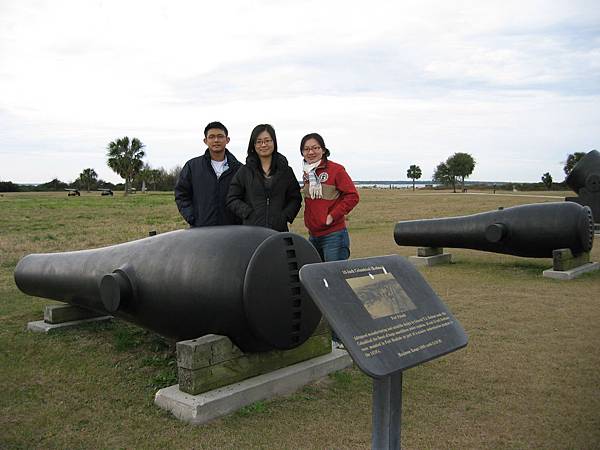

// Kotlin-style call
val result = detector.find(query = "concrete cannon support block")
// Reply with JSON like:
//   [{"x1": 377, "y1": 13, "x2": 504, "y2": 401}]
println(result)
[
  {"x1": 409, "y1": 247, "x2": 453, "y2": 267},
  {"x1": 177, "y1": 319, "x2": 332, "y2": 395},
  {"x1": 543, "y1": 262, "x2": 600, "y2": 280},
  {"x1": 27, "y1": 304, "x2": 112, "y2": 333},
  {"x1": 154, "y1": 345, "x2": 353, "y2": 425},
  {"x1": 543, "y1": 248, "x2": 600, "y2": 280}
]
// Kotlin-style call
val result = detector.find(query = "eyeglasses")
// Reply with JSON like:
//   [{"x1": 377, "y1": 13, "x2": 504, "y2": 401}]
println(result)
[
  {"x1": 207, "y1": 134, "x2": 226, "y2": 141},
  {"x1": 303, "y1": 145, "x2": 322, "y2": 153},
  {"x1": 256, "y1": 138, "x2": 273, "y2": 146}
]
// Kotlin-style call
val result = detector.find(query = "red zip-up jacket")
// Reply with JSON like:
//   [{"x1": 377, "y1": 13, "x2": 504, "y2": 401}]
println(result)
[{"x1": 302, "y1": 159, "x2": 359, "y2": 237}]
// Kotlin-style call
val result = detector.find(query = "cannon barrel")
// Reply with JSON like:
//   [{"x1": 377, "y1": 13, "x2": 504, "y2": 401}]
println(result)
[
  {"x1": 565, "y1": 150, "x2": 600, "y2": 194},
  {"x1": 15, "y1": 226, "x2": 321, "y2": 352},
  {"x1": 394, "y1": 202, "x2": 594, "y2": 258}
]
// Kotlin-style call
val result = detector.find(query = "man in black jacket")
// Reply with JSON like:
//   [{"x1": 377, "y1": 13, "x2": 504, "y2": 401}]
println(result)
[{"x1": 175, "y1": 122, "x2": 242, "y2": 226}]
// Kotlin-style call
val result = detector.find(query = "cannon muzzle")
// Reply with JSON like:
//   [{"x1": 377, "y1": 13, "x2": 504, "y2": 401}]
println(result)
[
  {"x1": 394, "y1": 202, "x2": 594, "y2": 258},
  {"x1": 15, "y1": 226, "x2": 321, "y2": 352}
]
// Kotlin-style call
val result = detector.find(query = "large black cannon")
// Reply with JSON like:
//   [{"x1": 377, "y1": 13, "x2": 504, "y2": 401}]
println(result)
[
  {"x1": 15, "y1": 226, "x2": 321, "y2": 352},
  {"x1": 566, "y1": 149, "x2": 600, "y2": 223},
  {"x1": 394, "y1": 202, "x2": 594, "y2": 258}
]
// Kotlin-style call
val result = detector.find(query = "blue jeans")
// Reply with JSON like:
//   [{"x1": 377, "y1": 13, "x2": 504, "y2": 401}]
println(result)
[
  {"x1": 309, "y1": 228, "x2": 350, "y2": 262},
  {"x1": 309, "y1": 229, "x2": 350, "y2": 343}
]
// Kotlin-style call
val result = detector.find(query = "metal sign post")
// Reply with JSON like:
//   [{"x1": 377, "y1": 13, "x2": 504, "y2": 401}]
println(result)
[
  {"x1": 372, "y1": 371, "x2": 402, "y2": 449},
  {"x1": 299, "y1": 255, "x2": 468, "y2": 450}
]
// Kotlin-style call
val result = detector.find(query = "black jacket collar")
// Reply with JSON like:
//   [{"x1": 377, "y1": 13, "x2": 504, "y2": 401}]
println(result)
[{"x1": 203, "y1": 148, "x2": 241, "y2": 168}]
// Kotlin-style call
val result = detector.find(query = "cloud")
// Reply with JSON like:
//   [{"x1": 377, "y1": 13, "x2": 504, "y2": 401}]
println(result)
[{"x1": 0, "y1": 0, "x2": 599, "y2": 184}]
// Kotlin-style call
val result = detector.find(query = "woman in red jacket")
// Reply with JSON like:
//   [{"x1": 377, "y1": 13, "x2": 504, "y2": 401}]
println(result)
[{"x1": 301, "y1": 133, "x2": 359, "y2": 262}]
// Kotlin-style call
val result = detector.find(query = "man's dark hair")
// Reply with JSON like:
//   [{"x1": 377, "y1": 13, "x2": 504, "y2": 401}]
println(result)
[
  {"x1": 300, "y1": 132, "x2": 330, "y2": 158},
  {"x1": 247, "y1": 124, "x2": 278, "y2": 156},
  {"x1": 204, "y1": 121, "x2": 228, "y2": 137}
]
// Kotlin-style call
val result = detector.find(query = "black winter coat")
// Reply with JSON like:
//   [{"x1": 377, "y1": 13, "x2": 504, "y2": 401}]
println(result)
[
  {"x1": 174, "y1": 149, "x2": 242, "y2": 227},
  {"x1": 226, "y1": 153, "x2": 302, "y2": 232}
]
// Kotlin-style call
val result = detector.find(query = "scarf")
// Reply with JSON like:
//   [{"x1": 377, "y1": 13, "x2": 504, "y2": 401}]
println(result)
[{"x1": 303, "y1": 159, "x2": 322, "y2": 199}]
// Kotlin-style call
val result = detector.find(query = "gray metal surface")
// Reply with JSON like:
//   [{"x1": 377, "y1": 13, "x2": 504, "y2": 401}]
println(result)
[
  {"x1": 15, "y1": 226, "x2": 321, "y2": 352},
  {"x1": 394, "y1": 202, "x2": 594, "y2": 258},
  {"x1": 372, "y1": 372, "x2": 403, "y2": 450}
]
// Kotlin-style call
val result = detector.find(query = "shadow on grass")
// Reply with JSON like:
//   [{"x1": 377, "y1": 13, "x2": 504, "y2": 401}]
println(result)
[{"x1": 448, "y1": 258, "x2": 549, "y2": 277}]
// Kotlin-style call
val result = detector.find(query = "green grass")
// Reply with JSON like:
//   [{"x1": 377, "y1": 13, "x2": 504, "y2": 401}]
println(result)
[{"x1": 0, "y1": 189, "x2": 599, "y2": 449}]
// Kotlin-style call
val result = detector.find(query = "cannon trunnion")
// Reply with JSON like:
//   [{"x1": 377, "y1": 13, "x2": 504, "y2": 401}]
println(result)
[
  {"x1": 15, "y1": 226, "x2": 322, "y2": 352},
  {"x1": 394, "y1": 202, "x2": 594, "y2": 258}
]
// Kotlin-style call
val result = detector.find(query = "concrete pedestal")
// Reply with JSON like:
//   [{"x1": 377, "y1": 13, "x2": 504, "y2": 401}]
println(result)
[
  {"x1": 177, "y1": 319, "x2": 332, "y2": 395},
  {"x1": 155, "y1": 345, "x2": 352, "y2": 424},
  {"x1": 409, "y1": 247, "x2": 452, "y2": 267},
  {"x1": 27, "y1": 304, "x2": 112, "y2": 333},
  {"x1": 542, "y1": 248, "x2": 600, "y2": 280},
  {"x1": 543, "y1": 262, "x2": 600, "y2": 280}
]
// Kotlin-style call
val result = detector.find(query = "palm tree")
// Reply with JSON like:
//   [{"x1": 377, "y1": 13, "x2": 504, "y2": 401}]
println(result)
[
  {"x1": 107, "y1": 137, "x2": 145, "y2": 195},
  {"x1": 79, "y1": 168, "x2": 98, "y2": 192},
  {"x1": 406, "y1": 165, "x2": 422, "y2": 191}
]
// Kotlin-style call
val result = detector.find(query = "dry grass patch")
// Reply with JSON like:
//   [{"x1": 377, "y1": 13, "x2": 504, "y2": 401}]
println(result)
[{"x1": 0, "y1": 190, "x2": 598, "y2": 449}]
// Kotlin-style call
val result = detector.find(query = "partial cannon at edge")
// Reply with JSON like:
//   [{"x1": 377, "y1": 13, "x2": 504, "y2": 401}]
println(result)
[
  {"x1": 14, "y1": 226, "x2": 321, "y2": 352},
  {"x1": 394, "y1": 202, "x2": 594, "y2": 258},
  {"x1": 565, "y1": 149, "x2": 600, "y2": 223},
  {"x1": 566, "y1": 150, "x2": 600, "y2": 195}
]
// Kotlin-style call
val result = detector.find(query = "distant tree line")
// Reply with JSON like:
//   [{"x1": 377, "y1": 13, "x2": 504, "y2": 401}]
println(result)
[
  {"x1": 425, "y1": 150, "x2": 592, "y2": 192},
  {"x1": 465, "y1": 181, "x2": 568, "y2": 192},
  {"x1": 7, "y1": 177, "x2": 117, "y2": 193},
  {"x1": 3, "y1": 142, "x2": 593, "y2": 194},
  {"x1": 3, "y1": 166, "x2": 181, "y2": 193},
  {"x1": 4, "y1": 135, "x2": 181, "y2": 193}
]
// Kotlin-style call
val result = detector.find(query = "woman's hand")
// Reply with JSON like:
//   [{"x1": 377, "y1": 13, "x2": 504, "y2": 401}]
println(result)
[{"x1": 325, "y1": 214, "x2": 333, "y2": 225}]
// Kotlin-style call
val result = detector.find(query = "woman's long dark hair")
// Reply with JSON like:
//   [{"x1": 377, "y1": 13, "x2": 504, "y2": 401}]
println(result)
[
  {"x1": 300, "y1": 133, "x2": 330, "y2": 159},
  {"x1": 247, "y1": 124, "x2": 279, "y2": 174},
  {"x1": 247, "y1": 124, "x2": 278, "y2": 156}
]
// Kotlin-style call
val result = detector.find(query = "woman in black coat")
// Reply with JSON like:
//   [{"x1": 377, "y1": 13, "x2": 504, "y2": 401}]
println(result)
[{"x1": 226, "y1": 124, "x2": 302, "y2": 232}]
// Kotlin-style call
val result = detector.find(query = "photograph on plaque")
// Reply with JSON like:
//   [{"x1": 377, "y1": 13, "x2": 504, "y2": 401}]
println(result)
[{"x1": 345, "y1": 272, "x2": 417, "y2": 319}]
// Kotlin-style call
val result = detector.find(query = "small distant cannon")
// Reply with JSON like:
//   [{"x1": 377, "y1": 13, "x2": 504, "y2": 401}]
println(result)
[
  {"x1": 566, "y1": 149, "x2": 600, "y2": 224},
  {"x1": 394, "y1": 202, "x2": 594, "y2": 258},
  {"x1": 65, "y1": 188, "x2": 80, "y2": 196},
  {"x1": 98, "y1": 188, "x2": 113, "y2": 196},
  {"x1": 15, "y1": 226, "x2": 321, "y2": 352}
]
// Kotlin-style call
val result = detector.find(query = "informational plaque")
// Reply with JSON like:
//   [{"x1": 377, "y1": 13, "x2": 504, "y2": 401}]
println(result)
[{"x1": 299, "y1": 255, "x2": 468, "y2": 378}]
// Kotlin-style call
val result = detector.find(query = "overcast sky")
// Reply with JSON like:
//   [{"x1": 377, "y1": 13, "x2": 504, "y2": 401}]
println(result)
[{"x1": 1, "y1": 0, "x2": 599, "y2": 184}]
